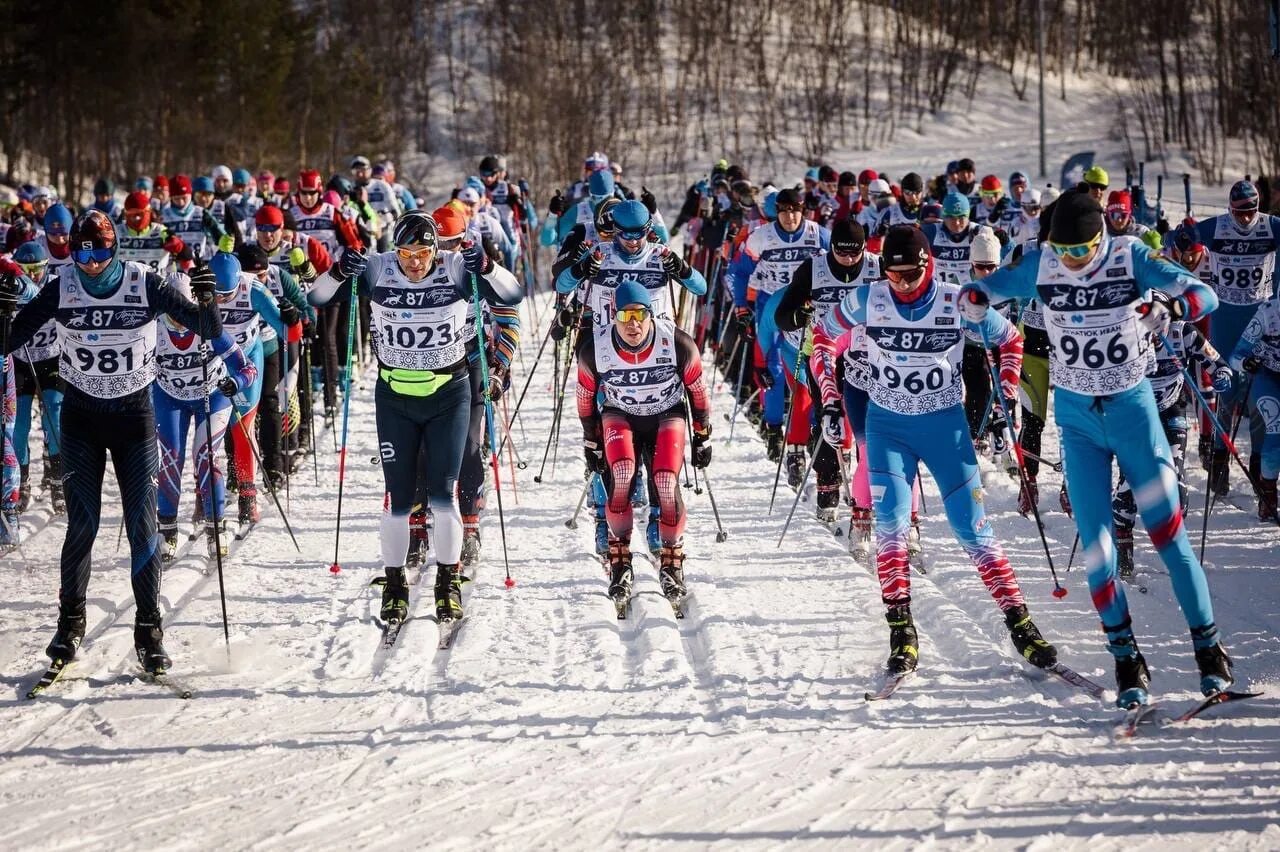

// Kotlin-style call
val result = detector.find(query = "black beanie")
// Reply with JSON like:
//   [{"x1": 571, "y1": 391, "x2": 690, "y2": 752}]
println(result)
[
  {"x1": 238, "y1": 244, "x2": 270, "y2": 272},
  {"x1": 881, "y1": 225, "x2": 930, "y2": 268},
  {"x1": 831, "y1": 219, "x2": 865, "y2": 252},
  {"x1": 901, "y1": 172, "x2": 924, "y2": 193},
  {"x1": 1049, "y1": 191, "x2": 1104, "y2": 245}
]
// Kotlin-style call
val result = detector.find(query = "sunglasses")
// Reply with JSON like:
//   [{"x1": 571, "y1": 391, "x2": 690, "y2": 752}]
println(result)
[
  {"x1": 73, "y1": 247, "x2": 114, "y2": 264},
  {"x1": 972, "y1": 262, "x2": 998, "y2": 272},
  {"x1": 980, "y1": 190, "x2": 1000, "y2": 199},
  {"x1": 479, "y1": 170, "x2": 497, "y2": 178},
  {"x1": 396, "y1": 246, "x2": 435, "y2": 261},
  {"x1": 777, "y1": 204, "x2": 804, "y2": 214},
  {"x1": 1086, "y1": 182, "x2": 1108, "y2": 192},
  {"x1": 618, "y1": 229, "x2": 648, "y2": 241},
  {"x1": 885, "y1": 266, "x2": 925, "y2": 283},
  {"x1": 20, "y1": 261, "x2": 48, "y2": 277},
  {"x1": 256, "y1": 223, "x2": 281, "y2": 233},
  {"x1": 1048, "y1": 232, "x2": 1102, "y2": 259},
  {"x1": 832, "y1": 246, "x2": 864, "y2": 258},
  {"x1": 1023, "y1": 205, "x2": 1042, "y2": 215},
  {"x1": 616, "y1": 306, "x2": 651, "y2": 323},
  {"x1": 299, "y1": 189, "x2": 320, "y2": 196}
]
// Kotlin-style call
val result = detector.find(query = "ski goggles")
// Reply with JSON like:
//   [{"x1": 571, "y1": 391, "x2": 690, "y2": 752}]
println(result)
[
  {"x1": 19, "y1": 260, "x2": 48, "y2": 279},
  {"x1": 255, "y1": 223, "x2": 281, "y2": 234},
  {"x1": 617, "y1": 228, "x2": 649, "y2": 242},
  {"x1": 396, "y1": 246, "x2": 435, "y2": 262},
  {"x1": 72, "y1": 246, "x2": 114, "y2": 264},
  {"x1": 1047, "y1": 232, "x2": 1102, "y2": 259},
  {"x1": 979, "y1": 190, "x2": 1001, "y2": 200},
  {"x1": 615, "y1": 306, "x2": 651, "y2": 324}
]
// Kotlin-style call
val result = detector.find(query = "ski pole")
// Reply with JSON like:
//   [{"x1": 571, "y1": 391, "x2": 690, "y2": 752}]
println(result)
[
  {"x1": 564, "y1": 476, "x2": 591, "y2": 529},
  {"x1": 777, "y1": 444, "x2": 818, "y2": 548},
  {"x1": 228, "y1": 403, "x2": 301, "y2": 553},
  {"x1": 698, "y1": 469, "x2": 729, "y2": 542},
  {"x1": 303, "y1": 341, "x2": 320, "y2": 486},
  {"x1": 471, "y1": 272, "x2": 514, "y2": 588},
  {"x1": 1066, "y1": 532, "x2": 1079, "y2": 572},
  {"x1": 534, "y1": 335, "x2": 575, "y2": 483},
  {"x1": 1183, "y1": 174, "x2": 1192, "y2": 219},
  {"x1": 196, "y1": 298, "x2": 232, "y2": 653},
  {"x1": 981, "y1": 323, "x2": 1067, "y2": 598},
  {"x1": 495, "y1": 321, "x2": 555, "y2": 458},
  {"x1": 329, "y1": 274, "x2": 359, "y2": 575}
]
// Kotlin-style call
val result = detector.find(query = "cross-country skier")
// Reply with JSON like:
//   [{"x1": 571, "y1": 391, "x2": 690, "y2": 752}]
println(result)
[
  {"x1": 0, "y1": 209, "x2": 231, "y2": 675},
  {"x1": 575, "y1": 279, "x2": 712, "y2": 612},
  {"x1": 822, "y1": 225, "x2": 1056, "y2": 678},
  {"x1": 1228, "y1": 293, "x2": 1280, "y2": 521},
  {"x1": 966, "y1": 190, "x2": 1233, "y2": 705},
  {"x1": 161, "y1": 175, "x2": 226, "y2": 264}
]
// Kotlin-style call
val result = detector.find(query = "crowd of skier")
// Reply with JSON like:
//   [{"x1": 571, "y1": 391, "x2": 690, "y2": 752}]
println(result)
[{"x1": 1, "y1": 147, "x2": 1276, "y2": 710}]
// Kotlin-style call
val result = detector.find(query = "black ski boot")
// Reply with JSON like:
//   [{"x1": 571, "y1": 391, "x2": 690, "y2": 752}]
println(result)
[
  {"x1": 46, "y1": 454, "x2": 65, "y2": 514},
  {"x1": 1003, "y1": 604, "x2": 1057, "y2": 668},
  {"x1": 814, "y1": 484, "x2": 839, "y2": 524},
  {"x1": 434, "y1": 563, "x2": 463, "y2": 623},
  {"x1": 1197, "y1": 433, "x2": 1213, "y2": 473},
  {"x1": 46, "y1": 603, "x2": 87, "y2": 663},
  {"x1": 1107, "y1": 630, "x2": 1151, "y2": 708},
  {"x1": 134, "y1": 618, "x2": 172, "y2": 674},
  {"x1": 885, "y1": 604, "x2": 919, "y2": 674},
  {"x1": 238, "y1": 486, "x2": 260, "y2": 529},
  {"x1": 1210, "y1": 448, "x2": 1230, "y2": 497},
  {"x1": 17, "y1": 464, "x2": 30, "y2": 513},
  {"x1": 380, "y1": 566, "x2": 409, "y2": 624},
  {"x1": 764, "y1": 425, "x2": 784, "y2": 463},
  {"x1": 1115, "y1": 524, "x2": 1135, "y2": 580},
  {"x1": 785, "y1": 446, "x2": 806, "y2": 490},
  {"x1": 159, "y1": 515, "x2": 180, "y2": 563},
  {"x1": 1192, "y1": 624, "x2": 1234, "y2": 696},
  {"x1": 1258, "y1": 478, "x2": 1278, "y2": 523},
  {"x1": 607, "y1": 540, "x2": 634, "y2": 614},
  {"x1": 658, "y1": 544, "x2": 686, "y2": 601}
]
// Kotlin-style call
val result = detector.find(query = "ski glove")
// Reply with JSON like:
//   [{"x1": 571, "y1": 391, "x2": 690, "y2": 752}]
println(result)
[
  {"x1": 1242, "y1": 355, "x2": 1262, "y2": 374},
  {"x1": 690, "y1": 424, "x2": 712, "y2": 469},
  {"x1": 790, "y1": 302, "x2": 815, "y2": 330},
  {"x1": 571, "y1": 247, "x2": 603, "y2": 280},
  {"x1": 1210, "y1": 365, "x2": 1235, "y2": 392},
  {"x1": 463, "y1": 241, "x2": 491, "y2": 276},
  {"x1": 548, "y1": 190, "x2": 565, "y2": 217},
  {"x1": 754, "y1": 363, "x2": 775, "y2": 390},
  {"x1": 1136, "y1": 290, "x2": 1183, "y2": 337},
  {"x1": 660, "y1": 247, "x2": 689, "y2": 279},
  {"x1": 338, "y1": 247, "x2": 368, "y2": 280},
  {"x1": 279, "y1": 302, "x2": 301, "y2": 327},
  {"x1": 640, "y1": 186, "x2": 658, "y2": 216},
  {"x1": 217, "y1": 377, "x2": 240, "y2": 399},
  {"x1": 486, "y1": 362, "x2": 507, "y2": 401},
  {"x1": 820, "y1": 401, "x2": 844, "y2": 447},
  {"x1": 959, "y1": 287, "x2": 989, "y2": 323},
  {"x1": 734, "y1": 305, "x2": 754, "y2": 334},
  {"x1": 584, "y1": 441, "x2": 606, "y2": 474},
  {"x1": 189, "y1": 265, "x2": 217, "y2": 305},
  {"x1": 289, "y1": 247, "x2": 318, "y2": 284}
]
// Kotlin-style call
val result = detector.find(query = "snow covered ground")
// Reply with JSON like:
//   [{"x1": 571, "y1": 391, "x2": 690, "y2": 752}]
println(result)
[{"x1": 1, "y1": 287, "x2": 1277, "y2": 850}]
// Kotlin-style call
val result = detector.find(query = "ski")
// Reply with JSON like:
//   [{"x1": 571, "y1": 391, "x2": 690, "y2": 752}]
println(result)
[
  {"x1": 1045, "y1": 662, "x2": 1109, "y2": 701},
  {"x1": 379, "y1": 618, "x2": 408, "y2": 650},
  {"x1": 436, "y1": 617, "x2": 465, "y2": 650},
  {"x1": 26, "y1": 659, "x2": 71, "y2": 699},
  {"x1": 1167, "y1": 690, "x2": 1263, "y2": 725},
  {"x1": 864, "y1": 670, "x2": 915, "y2": 701},
  {"x1": 141, "y1": 671, "x2": 194, "y2": 699},
  {"x1": 1114, "y1": 702, "x2": 1160, "y2": 738}
]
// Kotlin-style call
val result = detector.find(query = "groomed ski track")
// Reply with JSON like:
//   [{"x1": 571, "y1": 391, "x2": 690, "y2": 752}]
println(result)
[{"x1": 1, "y1": 291, "x2": 1277, "y2": 850}]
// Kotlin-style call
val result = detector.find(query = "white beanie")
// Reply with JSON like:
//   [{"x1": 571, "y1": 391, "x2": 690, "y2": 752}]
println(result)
[
  {"x1": 1023, "y1": 188, "x2": 1042, "y2": 206},
  {"x1": 971, "y1": 226, "x2": 1001, "y2": 265}
]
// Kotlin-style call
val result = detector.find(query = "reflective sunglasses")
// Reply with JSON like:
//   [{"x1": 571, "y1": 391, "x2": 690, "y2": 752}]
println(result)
[
  {"x1": 884, "y1": 266, "x2": 925, "y2": 283},
  {"x1": 615, "y1": 306, "x2": 651, "y2": 323},
  {"x1": 396, "y1": 246, "x2": 435, "y2": 261},
  {"x1": 972, "y1": 261, "x2": 998, "y2": 272},
  {"x1": 256, "y1": 223, "x2": 281, "y2": 234},
  {"x1": 73, "y1": 246, "x2": 114, "y2": 264},
  {"x1": 1048, "y1": 232, "x2": 1102, "y2": 259},
  {"x1": 1086, "y1": 182, "x2": 1108, "y2": 192},
  {"x1": 19, "y1": 260, "x2": 48, "y2": 278},
  {"x1": 980, "y1": 190, "x2": 1001, "y2": 199}
]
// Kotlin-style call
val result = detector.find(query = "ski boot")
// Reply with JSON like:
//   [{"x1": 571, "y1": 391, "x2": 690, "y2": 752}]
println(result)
[
  {"x1": 380, "y1": 566, "x2": 409, "y2": 624},
  {"x1": 1191, "y1": 625, "x2": 1234, "y2": 696},
  {"x1": 1197, "y1": 433, "x2": 1213, "y2": 473},
  {"x1": 1017, "y1": 477, "x2": 1038, "y2": 517},
  {"x1": 593, "y1": 504, "x2": 610, "y2": 561},
  {"x1": 238, "y1": 486, "x2": 260, "y2": 531},
  {"x1": 785, "y1": 445, "x2": 806, "y2": 490},
  {"x1": 134, "y1": 618, "x2": 173, "y2": 675},
  {"x1": 46, "y1": 455, "x2": 65, "y2": 514},
  {"x1": 46, "y1": 602, "x2": 87, "y2": 663},
  {"x1": 0, "y1": 508, "x2": 19, "y2": 548},
  {"x1": 158, "y1": 515, "x2": 180, "y2": 563},
  {"x1": 659, "y1": 543, "x2": 687, "y2": 611},
  {"x1": 206, "y1": 519, "x2": 230, "y2": 560},
  {"x1": 407, "y1": 507, "x2": 430, "y2": 569},
  {"x1": 814, "y1": 485, "x2": 839, "y2": 524},
  {"x1": 17, "y1": 464, "x2": 31, "y2": 513},
  {"x1": 849, "y1": 506, "x2": 873, "y2": 559},
  {"x1": 434, "y1": 563, "x2": 464, "y2": 623},
  {"x1": 1115, "y1": 524, "x2": 1135, "y2": 581},
  {"x1": 1107, "y1": 630, "x2": 1151, "y2": 707},
  {"x1": 1003, "y1": 604, "x2": 1057, "y2": 668},
  {"x1": 1258, "y1": 477, "x2": 1278, "y2": 523},
  {"x1": 645, "y1": 506, "x2": 662, "y2": 557},
  {"x1": 885, "y1": 604, "x2": 919, "y2": 674},
  {"x1": 460, "y1": 513, "x2": 481, "y2": 569},
  {"x1": 607, "y1": 540, "x2": 634, "y2": 617},
  {"x1": 1210, "y1": 448, "x2": 1230, "y2": 497},
  {"x1": 764, "y1": 425, "x2": 784, "y2": 463},
  {"x1": 630, "y1": 468, "x2": 647, "y2": 508},
  {"x1": 906, "y1": 512, "x2": 923, "y2": 567},
  {"x1": 1059, "y1": 483, "x2": 1073, "y2": 517},
  {"x1": 266, "y1": 469, "x2": 286, "y2": 493},
  {"x1": 973, "y1": 436, "x2": 989, "y2": 457}
]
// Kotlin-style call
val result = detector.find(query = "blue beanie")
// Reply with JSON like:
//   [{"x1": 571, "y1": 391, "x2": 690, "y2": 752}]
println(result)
[
  {"x1": 613, "y1": 279, "x2": 652, "y2": 312},
  {"x1": 193, "y1": 176, "x2": 215, "y2": 193},
  {"x1": 210, "y1": 252, "x2": 242, "y2": 294},
  {"x1": 942, "y1": 191, "x2": 970, "y2": 218},
  {"x1": 763, "y1": 190, "x2": 779, "y2": 220},
  {"x1": 14, "y1": 240, "x2": 48, "y2": 264},
  {"x1": 805, "y1": 166, "x2": 820, "y2": 182},
  {"x1": 589, "y1": 169, "x2": 615, "y2": 198}
]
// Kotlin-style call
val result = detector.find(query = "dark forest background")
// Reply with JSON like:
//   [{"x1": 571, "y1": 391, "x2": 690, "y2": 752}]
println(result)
[{"x1": 0, "y1": 0, "x2": 1274, "y2": 201}]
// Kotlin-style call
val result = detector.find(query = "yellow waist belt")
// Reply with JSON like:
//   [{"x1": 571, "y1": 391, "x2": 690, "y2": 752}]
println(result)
[{"x1": 379, "y1": 366, "x2": 456, "y2": 397}]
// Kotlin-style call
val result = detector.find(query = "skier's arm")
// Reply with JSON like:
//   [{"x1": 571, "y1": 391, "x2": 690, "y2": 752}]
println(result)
[
  {"x1": 819, "y1": 283, "x2": 870, "y2": 337},
  {"x1": 968, "y1": 309, "x2": 1024, "y2": 400},
  {"x1": 1131, "y1": 243, "x2": 1218, "y2": 320},
  {"x1": 575, "y1": 334, "x2": 602, "y2": 443},
  {"x1": 450, "y1": 251, "x2": 523, "y2": 306},
  {"x1": 486, "y1": 303, "x2": 521, "y2": 370},
  {"x1": 149, "y1": 274, "x2": 224, "y2": 339},
  {"x1": 676, "y1": 329, "x2": 711, "y2": 430},
  {"x1": 308, "y1": 260, "x2": 375, "y2": 306},
  {"x1": 775, "y1": 258, "x2": 815, "y2": 332},
  {"x1": 669, "y1": 249, "x2": 707, "y2": 296},
  {"x1": 551, "y1": 225, "x2": 589, "y2": 280},
  {"x1": 1229, "y1": 308, "x2": 1269, "y2": 371},
  {"x1": 202, "y1": 208, "x2": 228, "y2": 242},
  {"x1": 278, "y1": 268, "x2": 317, "y2": 324},
  {"x1": 1180, "y1": 322, "x2": 1227, "y2": 372},
  {"x1": 966, "y1": 248, "x2": 1041, "y2": 304},
  {"x1": 3, "y1": 274, "x2": 54, "y2": 352},
  {"x1": 307, "y1": 237, "x2": 333, "y2": 275},
  {"x1": 729, "y1": 242, "x2": 759, "y2": 309},
  {"x1": 215, "y1": 336, "x2": 259, "y2": 393}
]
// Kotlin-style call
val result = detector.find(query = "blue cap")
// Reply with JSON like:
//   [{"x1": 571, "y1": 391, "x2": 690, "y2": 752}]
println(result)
[
  {"x1": 588, "y1": 169, "x2": 615, "y2": 198},
  {"x1": 613, "y1": 279, "x2": 652, "y2": 313},
  {"x1": 465, "y1": 176, "x2": 487, "y2": 197},
  {"x1": 43, "y1": 203, "x2": 73, "y2": 236},
  {"x1": 193, "y1": 176, "x2": 215, "y2": 193},
  {"x1": 805, "y1": 167, "x2": 820, "y2": 182},
  {"x1": 942, "y1": 191, "x2": 970, "y2": 218},
  {"x1": 763, "y1": 190, "x2": 778, "y2": 220},
  {"x1": 134, "y1": 176, "x2": 153, "y2": 192},
  {"x1": 945, "y1": 160, "x2": 960, "y2": 176},
  {"x1": 232, "y1": 168, "x2": 253, "y2": 186},
  {"x1": 14, "y1": 240, "x2": 48, "y2": 264},
  {"x1": 210, "y1": 252, "x2": 241, "y2": 294},
  {"x1": 611, "y1": 199, "x2": 650, "y2": 235}
]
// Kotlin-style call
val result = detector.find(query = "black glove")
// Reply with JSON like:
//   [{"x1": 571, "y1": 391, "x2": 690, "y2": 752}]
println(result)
[
  {"x1": 1242, "y1": 355, "x2": 1262, "y2": 374},
  {"x1": 302, "y1": 318, "x2": 317, "y2": 342},
  {"x1": 640, "y1": 186, "x2": 658, "y2": 215},
  {"x1": 584, "y1": 442, "x2": 606, "y2": 474},
  {"x1": 755, "y1": 363, "x2": 775, "y2": 390},
  {"x1": 217, "y1": 377, "x2": 239, "y2": 399},
  {"x1": 486, "y1": 362, "x2": 508, "y2": 400},
  {"x1": 990, "y1": 197, "x2": 1009, "y2": 224},
  {"x1": 790, "y1": 303, "x2": 814, "y2": 329},
  {"x1": 338, "y1": 247, "x2": 368, "y2": 279},
  {"x1": 660, "y1": 249, "x2": 687, "y2": 278},
  {"x1": 690, "y1": 424, "x2": 712, "y2": 469},
  {"x1": 548, "y1": 190, "x2": 565, "y2": 217},
  {"x1": 462, "y1": 241, "x2": 490, "y2": 275},
  {"x1": 572, "y1": 248, "x2": 603, "y2": 279},
  {"x1": 279, "y1": 302, "x2": 301, "y2": 327},
  {"x1": 734, "y1": 306, "x2": 754, "y2": 333},
  {"x1": 993, "y1": 227, "x2": 1010, "y2": 247},
  {"x1": 189, "y1": 264, "x2": 217, "y2": 305}
]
